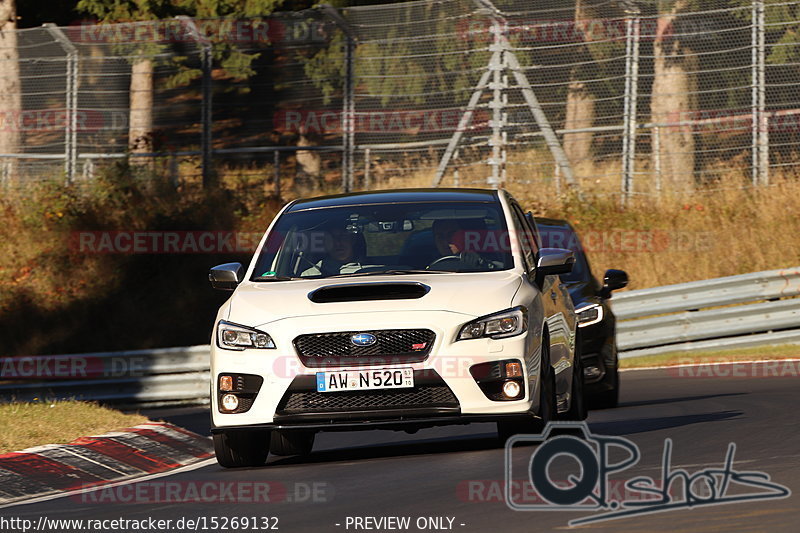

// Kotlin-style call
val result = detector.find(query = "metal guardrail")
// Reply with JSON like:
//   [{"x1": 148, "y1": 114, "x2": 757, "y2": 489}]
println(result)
[
  {"x1": 613, "y1": 266, "x2": 800, "y2": 359},
  {"x1": 0, "y1": 346, "x2": 210, "y2": 408},
  {"x1": 611, "y1": 267, "x2": 800, "y2": 320},
  {"x1": 1, "y1": 267, "x2": 799, "y2": 406}
]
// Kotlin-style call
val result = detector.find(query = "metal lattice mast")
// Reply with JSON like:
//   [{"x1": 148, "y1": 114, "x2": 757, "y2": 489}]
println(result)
[{"x1": 433, "y1": 0, "x2": 578, "y2": 192}]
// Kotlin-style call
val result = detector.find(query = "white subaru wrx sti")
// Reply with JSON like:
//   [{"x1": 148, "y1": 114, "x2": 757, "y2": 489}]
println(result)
[{"x1": 208, "y1": 188, "x2": 584, "y2": 467}]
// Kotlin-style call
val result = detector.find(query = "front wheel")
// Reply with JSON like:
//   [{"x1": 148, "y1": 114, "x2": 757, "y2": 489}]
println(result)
[
  {"x1": 213, "y1": 430, "x2": 270, "y2": 468},
  {"x1": 593, "y1": 364, "x2": 620, "y2": 409},
  {"x1": 561, "y1": 351, "x2": 587, "y2": 421}
]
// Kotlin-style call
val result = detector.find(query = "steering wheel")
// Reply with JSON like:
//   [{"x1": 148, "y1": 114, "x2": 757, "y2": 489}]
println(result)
[{"x1": 427, "y1": 254, "x2": 466, "y2": 270}]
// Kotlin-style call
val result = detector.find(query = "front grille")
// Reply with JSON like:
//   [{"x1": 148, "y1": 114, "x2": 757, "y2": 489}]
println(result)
[
  {"x1": 278, "y1": 385, "x2": 458, "y2": 414},
  {"x1": 294, "y1": 329, "x2": 435, "y2": 367}
]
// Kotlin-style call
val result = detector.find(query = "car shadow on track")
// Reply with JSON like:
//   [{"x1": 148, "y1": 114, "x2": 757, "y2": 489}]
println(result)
[
  {"x1": 616, "y1": 392, "x2": 746, "y2": 409},
  {"x1": 266, "y1": 431, "x2": 501, "y2": 467},
  {"x1": 265, "y1": 410, "x2": 743, "y2": 467},
  {"x1": 589, "y1": 410, "x2": 743, "y2": 436}
]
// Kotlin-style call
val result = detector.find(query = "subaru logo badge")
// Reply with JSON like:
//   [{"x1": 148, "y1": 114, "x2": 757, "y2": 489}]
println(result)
[{"x1": 351, "y1": 333, "x2": 377, "y2": 347}]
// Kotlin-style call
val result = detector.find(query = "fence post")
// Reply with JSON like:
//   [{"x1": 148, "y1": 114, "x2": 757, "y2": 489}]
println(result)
[
  {"x1": 177, "y1": 17, "x2": 213, "y2": 189},
  {"x1": 620, "y1": 8, "x2": 640, "y2": 205},
  {"x1": 343, "y1": 34, "x2": 355, "y2": 193},
  {"x1": 363, "y1": 147, "x2": 371, "y2": 190},
  {"x1": 554, "y1": 161, "x2": 561, "y2": 196},
  {"x1": 653, "y1": 126, "x2": 662, "y2": 196},
  {"x1": 751, "y1": 0, "x2": 758, "y2": 187},
  {"x1": 43, "y1": 24, "x2": 78, "y2": 184},
  {"x1": 274, "y1": 150, "x2": 281, "y2": 198},
  {"x1": 756, "y1": 0, "x2": 769, "y2": 186},
  {"x1": 320, "y1": 5, "x2": 357, "y2": 193},
  {"x1": 488, "y1": 19, "x2": 506, "y2": 189},
  {"x1": 453, "y1": 148, "x2": 460, "y2": 187}
]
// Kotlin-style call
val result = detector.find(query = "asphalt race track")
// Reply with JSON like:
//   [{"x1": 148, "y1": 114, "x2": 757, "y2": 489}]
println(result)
[{"x1": 4, "y1": 362, "x2": 800, "y2": 532}]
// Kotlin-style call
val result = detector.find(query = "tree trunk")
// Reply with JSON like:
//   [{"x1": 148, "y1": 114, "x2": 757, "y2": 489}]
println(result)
[
  {"x1": 651, "y1": 1, "x2": 697, "y2": 193},
  {"x1": 128, "y1": 56, "x2": 153, "y2": 154},
  {"x1": 294, "y1": 126, "x2": 321, "y2": 195},
  {"x1": 564, "y1": 79, "x2": 596, "y2": 167},
  {"x1": 0, "y1": 0, "x2": 21, "y2": 184},
  {"x1": 563, "y1": 0, "x2": 596, "y2": 169}
]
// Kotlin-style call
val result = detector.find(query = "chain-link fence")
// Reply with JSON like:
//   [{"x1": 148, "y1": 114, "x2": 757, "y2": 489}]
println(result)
[{"x1": 1, "y1": 0, "x2": 799, "y2": 199}]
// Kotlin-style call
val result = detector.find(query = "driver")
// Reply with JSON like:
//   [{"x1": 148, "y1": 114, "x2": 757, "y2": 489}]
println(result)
[
  {"x1": 302, "y1": 226, "x2": 366, "y2": 276},
  {"x1": 430, "y1": 219, "x2": 485, "y2": 269}
]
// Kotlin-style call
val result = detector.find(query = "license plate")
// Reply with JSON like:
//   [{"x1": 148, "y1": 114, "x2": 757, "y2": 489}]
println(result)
[{"x1": 316, "y1": 368, "x2": 414, "y2": 392}]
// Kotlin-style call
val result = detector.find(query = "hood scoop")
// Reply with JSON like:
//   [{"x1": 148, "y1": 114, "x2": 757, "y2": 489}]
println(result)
[{"x1": 309, "y1": 282, "x2": 430, "y2": 303}]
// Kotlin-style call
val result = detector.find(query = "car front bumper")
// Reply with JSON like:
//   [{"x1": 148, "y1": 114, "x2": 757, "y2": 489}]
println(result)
[{"x1": 210, "y1": 311, "x2": 544, "y2": 429}]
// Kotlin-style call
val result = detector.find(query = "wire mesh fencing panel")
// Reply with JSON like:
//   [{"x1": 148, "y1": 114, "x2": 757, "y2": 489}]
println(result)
[
  {"x1": 2, "y1": 1, "x2": 800, "y2": 198},
  {"x1": 340, "y1": 0, "x2": 800, "y2": 198},
  {"x1": 1, "y1": 27, "x2": 70, "y2": 185}
]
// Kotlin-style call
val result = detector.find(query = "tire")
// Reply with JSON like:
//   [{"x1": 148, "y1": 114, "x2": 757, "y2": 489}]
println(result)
[
  {"x1": 497, "y1": 340, "x2": 556, "y2": 443},
  {"x1": 561, "y1": 349, "x2": 587, "y2": 421},
  {"x1": 213, "y1": 430, "x2": 270, "y2": 468},
  {"x1": 593, "y1": 364, "x2": 620, "y2": 409},
  {"x1": 270, "y1": 430, "x2": 316, "y2": 456}
]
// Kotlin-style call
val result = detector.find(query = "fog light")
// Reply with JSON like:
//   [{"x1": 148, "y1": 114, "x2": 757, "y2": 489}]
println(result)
[
  {"x1": 502, "y1": 380, "x2": 521, "y2": 399},
  {"x1": 221, "y1": 393, "x2": 239, "y2": 411},
  {"x1": 505, "y1": 362, "x2": 522, "y2": 377},
  {"x1": 219, "y1": 375, "x2": 233, "y2": 392}
]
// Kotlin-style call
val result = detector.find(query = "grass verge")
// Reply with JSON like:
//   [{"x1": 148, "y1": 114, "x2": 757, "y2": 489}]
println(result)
[
  {"x1": 620, "y1": 343, "x2": 800, "y2": 369},
  {"x1": 0, "y1": 400, "x2": 149, "y2": 454}
]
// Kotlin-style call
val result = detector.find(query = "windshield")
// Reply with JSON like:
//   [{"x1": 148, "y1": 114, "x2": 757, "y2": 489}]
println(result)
[{"x1": 250, "y1": 202, "x2": 514, "y2": 280}]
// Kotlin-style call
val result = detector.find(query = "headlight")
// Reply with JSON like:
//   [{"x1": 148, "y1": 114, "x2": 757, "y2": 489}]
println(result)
[
  {"x1": 576, "y1": 303, "x2": 604, "y2": 327},
  {"x1": 458, "y1": 307, "x2": 528, "y2": 340},
  {"x1": 216, "y1": 320, "x2": 276, "y2": 350}
]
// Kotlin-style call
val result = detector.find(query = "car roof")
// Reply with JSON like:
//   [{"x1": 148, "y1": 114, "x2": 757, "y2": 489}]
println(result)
[
  {"x1": 534, "y1": 216, "x2": 574, "y2": 230},
  {"x1": 286, "y1": 188, "x2": 500, "y2": 212}
]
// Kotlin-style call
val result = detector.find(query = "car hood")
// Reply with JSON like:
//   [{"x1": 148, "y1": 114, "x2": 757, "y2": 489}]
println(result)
[
  {"x1": 226, "y1": 271, "x2": 523, "y2": 328},
  {"x1": 563, "y1": 280, "x2": 598, "y2": 307}
]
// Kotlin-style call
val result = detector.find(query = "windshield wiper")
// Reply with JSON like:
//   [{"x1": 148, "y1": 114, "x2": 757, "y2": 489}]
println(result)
[
  {"x1": 252, "y1": 275, "x2": 297, "y2": 282},
  {"x1": 328, "y1": 269, "x2": 451, "y2": 278}
]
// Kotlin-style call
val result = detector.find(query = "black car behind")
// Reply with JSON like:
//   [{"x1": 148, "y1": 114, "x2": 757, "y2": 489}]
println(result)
[{"x1": 533, "y1": 217, "x2": 628, "y2": 409}]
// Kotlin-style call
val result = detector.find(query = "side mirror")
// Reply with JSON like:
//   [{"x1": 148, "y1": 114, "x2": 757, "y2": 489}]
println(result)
[
  {"x1": 600, "y1": 269, "x2": 628, "y2": 298},
  {"x1": 209, "y1": 262, "x2": 244, "y2": 291},
  {"x1": 536, "y1": 248, "x2": 575, "y2": 283}
]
